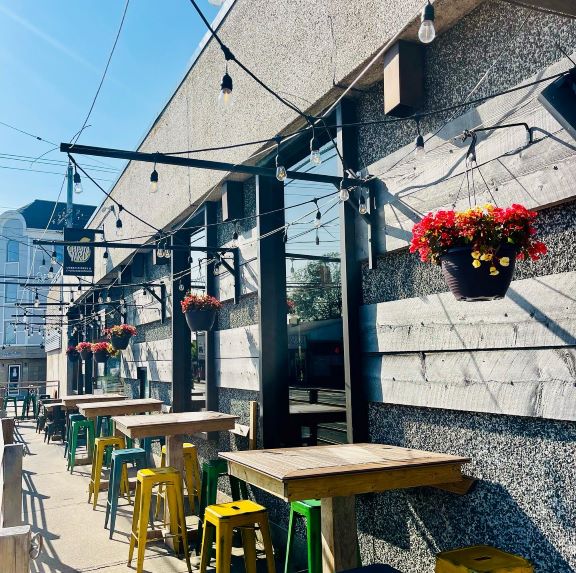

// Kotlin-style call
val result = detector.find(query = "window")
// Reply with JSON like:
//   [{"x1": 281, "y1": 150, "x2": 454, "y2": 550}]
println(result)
[
  {"x1": 6, "y1": 240, "x2": 19, "y2": 262},
  {"x1": 3, "y1": 322, "x2": 15, "y2": 345},
  {"x1": 4, "y1": 283, "x2": 17, "y2": 302}
]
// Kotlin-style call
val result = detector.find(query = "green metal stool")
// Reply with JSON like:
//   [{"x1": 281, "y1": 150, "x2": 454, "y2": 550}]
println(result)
[
  {"x1": 67, "y1": 419, "x2": 96, "y2": 473},
  {"x1": 64, "y1": 414, "x2": 86, "y2": 459},
  {"x1": 285, "y1": 500, "x2": 322, "y2": 573},
  {"x1": 3, "y1": 396, "x2": 19, "y2": 417}
]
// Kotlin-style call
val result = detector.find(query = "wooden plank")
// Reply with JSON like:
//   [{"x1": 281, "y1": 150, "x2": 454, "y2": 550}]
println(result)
[
  {"x1": 361, "y1": 271, "x2": 576, "y2": 353},
  {"x1": 365, "y1": 348, "x2": 576, "y2": 420},
  {"x1": 0, "y1": 444, "x2": 23, "y2": 527},
  {"x1": 249, "y1": 401, "x2": 258, "y2": 450},
  {"x1": 0, "y1": 525, "x2": 30, "y2": 573},
  {"x1": 112, "y1": 411, "x2": 237, "y2": 439},
  {"x1": 321, "y1": 496, "x2": 357, "y2": 573},
  {"x1": 0, "y1": 419, "x2": 14, "y2": 446},
  {"x1": 78, "y1": 398, "x2": 163, "y2": 419},
  {"x1": 60, "y1": 394, "x2": 125, "y2": 409}
]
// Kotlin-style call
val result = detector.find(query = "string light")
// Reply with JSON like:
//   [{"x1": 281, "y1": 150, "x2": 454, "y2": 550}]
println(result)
[
  {"x1": 314, "y1": 199, "x2": 322, "y2": 228},
  {"x1": 149, "y1": 162, "x2": 159, "y2": 193},
  {"x1": 219, "y1": 64, "x2": 234, "y2": 108},
  {"x1": 275, "y1": 138, "x2": 287, "y2": 182},
  {"x1": 231, "y1": 221, "x2": 239, "y2": 248},
  {"x1": 358, "y1": 192, "x2": 368, "y2": 215},
  {"x1": 419, "y1": 1, "x2": 436, "y2": 44},
  {"x1": 97, "y1": 294, "x2": 103, "y2": 304},
  {"x1": 47, "y1": 266, "x2": 54, "y2": 279},
  {"x1": 34, "y1": 291, "x2": 39, "y2": 308},
  {"x1": 103, "y1": 248, "x2": 109, "y2": 260},
  {"x1": 106, "y1": 291, "x2": 111, "y2": 303},
  {"x1": 415, "y1": 119, "x2": 425, "y2": 159},
  {"x1": 115, "y1": 205, "x2": 123, "y2": 237},
  {"x1": 73, "y1": 165, "x2": 83, "y2": 194},
  {"x1": 309, "y1": 126, "x2": 321, "y2": 165},
  {"x1": 338, "y1": 181, "x2": 350, "y2": 202},
  {"x1": 315, "y1": 229, "x2": 320, "y2": 245}
]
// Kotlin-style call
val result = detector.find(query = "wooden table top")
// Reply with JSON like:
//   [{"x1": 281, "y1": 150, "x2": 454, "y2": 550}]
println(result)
[
  {"x1": 60, "y1": 394, "x2": 125, "y2": 408},
  {"x1": 43, "y1": 402, "x2": 63, "y2": 411},
  {"x1": 289, "y1": 404, "x2": 347, "y2": 424},
  {"x1": 112, "y1": 410, "x2": 238, "y2": 439},
  {"x1": 78, "y1": 398, "x2": 163, "y2": 418},
  {"x1": 221, "y1": 443, "x2": 470, "y2": 501}
]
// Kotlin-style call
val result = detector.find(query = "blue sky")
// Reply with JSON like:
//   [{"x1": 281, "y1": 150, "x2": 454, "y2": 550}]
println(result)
[{"x1": 0, "y1": 0, "x2": 219, "y2": 215}]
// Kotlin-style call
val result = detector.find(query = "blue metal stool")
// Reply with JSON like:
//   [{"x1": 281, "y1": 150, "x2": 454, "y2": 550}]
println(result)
[{"x1": 105, "y1": 447, "x2": 148, "y2": 539}]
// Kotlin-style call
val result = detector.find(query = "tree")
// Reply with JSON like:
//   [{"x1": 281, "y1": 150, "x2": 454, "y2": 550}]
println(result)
[{"x1": 289, "y1": 257, "x2": 341, "y2": 322}]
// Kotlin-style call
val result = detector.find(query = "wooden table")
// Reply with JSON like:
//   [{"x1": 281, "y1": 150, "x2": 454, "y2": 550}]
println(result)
[
  {"x1": 60, "y1": 393, "x2": 125, "y2": 409},
  {"x1": 78, "y1": 398, "x2": 163, "y2": 422},
  {"x1": 43, "y1": 402, "x2": 63, "y2": 412},
  {"x1": 221, "y1": 443, "x2": 471, "y2": 573}
]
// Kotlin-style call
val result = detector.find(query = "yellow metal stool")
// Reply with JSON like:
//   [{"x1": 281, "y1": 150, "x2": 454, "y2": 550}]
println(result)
[
  {"x1": 88, "y1": 436, "x2": 127, "y2": 509},
  {"x1": 128, "y1": 467, "x2": 192, "y2": 573},
  {"x1": 199, "y1": 499, "x2": 276, "y2": 573},
  {"x1": 436, "y1": 545, "x2": 533, "y2": 572},
  {"x1": 156, "y1": 442, "x2": 202, "y2": 519}
]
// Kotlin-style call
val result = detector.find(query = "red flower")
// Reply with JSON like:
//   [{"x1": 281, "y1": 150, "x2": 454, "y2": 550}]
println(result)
[{"x1": 181, "y1": 293, "x2": 222, "y2": 313}]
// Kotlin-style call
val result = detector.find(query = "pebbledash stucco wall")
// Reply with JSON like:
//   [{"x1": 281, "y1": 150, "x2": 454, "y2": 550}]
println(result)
[{"x1": 353, "y1": 1, "x2": 576, "y2": 571}]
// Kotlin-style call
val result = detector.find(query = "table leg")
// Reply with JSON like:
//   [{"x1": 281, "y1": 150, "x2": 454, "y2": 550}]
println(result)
[
  {"x1": 165, "y1": 434, "x2": 185, "y2": 551},
  {"x1": 321, "y1": 496, "x2": 358, "y2": 573}
]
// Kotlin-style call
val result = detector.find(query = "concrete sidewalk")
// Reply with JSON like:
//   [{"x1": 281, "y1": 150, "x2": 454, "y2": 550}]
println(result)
[{"x1": 16, "y1": 420, "x2": 205, "y2": 573}]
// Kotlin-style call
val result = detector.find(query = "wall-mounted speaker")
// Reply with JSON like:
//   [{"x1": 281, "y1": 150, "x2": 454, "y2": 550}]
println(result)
[{"x1": 538, "y1": 68, "x2": 576, "y2": 141}]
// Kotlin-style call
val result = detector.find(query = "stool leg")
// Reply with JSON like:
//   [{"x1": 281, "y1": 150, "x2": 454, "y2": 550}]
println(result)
[
  {"x1": 199, "y1": 521, "x2": 215, "y2": 573},
  {"x1": 258, "y1": 513, "x2": 277, "y2": 573},
  {"x1": 136, "y1": 481, "x2": 152, "y2": 573},
  {"x1": 105, "y1": 457, "x2": 115, "y2": 531},
  {"x1": 216, "y1": 522, "x2": 233, "y2": 573},
  {"x1": 165, "y1": 483, "x2": 181, "y2": 553},
  {"x1": 174, "y1": 478, "x2": 192, "y2": 572},
  {"x1": 92, "y1": 444, "x2": 103, "y2": 509},
  {"x1": 308, "y1": 507, "x2": 322, "y2": 573},
  {"x1": 108, "y1": 460, "x2": 124, "y2": 538},
  {"x1": 284, "y1": 506, "x2": 296, "y2": 573},
  {"x1": 128, "y1": 481, "x2": 142, "y2": 565},
  {"x1": 241, "y1": 527, "x2": 258, "y2": 573}
]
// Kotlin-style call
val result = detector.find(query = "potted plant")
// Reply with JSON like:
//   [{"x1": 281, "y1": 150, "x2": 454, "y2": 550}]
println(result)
[
  {"x1": 181, "y1": 293, "x2": 222, "y2": 332},
  {"x1": 76, "y1": 341, "x2": 93, "y2": 361},
  {"x1": 409, "y1": 203, "x2": 547, "y2": 301},
  {"x1": 105, "y1": 324, "x2": 137, "y2": 350},
  {"x1": 91, "y1": 341, "x2": 117, "y2": 363},
  {"x1": 66, "y1": 346, "x2": 80, "y2": 363}
]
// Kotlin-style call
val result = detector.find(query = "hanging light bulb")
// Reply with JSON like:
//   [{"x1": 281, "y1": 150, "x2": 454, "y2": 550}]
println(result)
[
  {"x1": 310, "y1": 131, "x2": 322, "y2": 165},
  {"x1": 103, "y1": 248, "x2": 109, "y2": 260},
  {"x1": 115, "y1": 215, "x2": 123, "y2": 237},
  {"x1": 339, "y1": 183, "x2": 350, "y2": 202},
  {"x1": 415, "y1": 134, "x2": 425, "y2": 159},
  {"x1": 106, "y1": 291, "x2": 111, "y2": 303},
  {"x1": 51, "y1": 250, "x2": 57, "y2": 265},
  {"x1": 231, "y1": 222, "x2": 239, "y2": 248},
  {"x1": 418, "y1": 1, "x2": 436, "y2": 44},
  {"x1": 275, "y1": 138, "x2": 287, "y2": 182},
  {"x1": 315, "y1": 230, "x2": 320, "y2": 246},
  {"x1": 47, "y1": 266, "x2": 54, "y2": 279},
  {"x1": 150, "y1": 164, "x2": 159, "y2": 193},
  {"x1": 73, "y1": 166, "x2": 83, "y2": 194},
  {"x1": 314, "y1": 201, "x2": 322, "y2": 228},
  {"x1": 359, "y1": 193, "x2": 368, "y2": 215},
  {"x1": 34, "y1": 293, "x2": 39, "y2": 308},
  {"x1": 98, "y1": 294, "x2": 103, "y2": 304},
  {"x1": 218, "y1": 69, "x2": 234, "y2": 108},
  {"x1": 179, "y1": 281, "x2": 185, "y2": 292}
]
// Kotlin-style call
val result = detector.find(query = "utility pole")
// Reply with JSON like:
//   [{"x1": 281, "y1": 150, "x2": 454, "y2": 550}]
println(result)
[{"x1": 66, "y1": 163, "x2": 74, "y2": 228}]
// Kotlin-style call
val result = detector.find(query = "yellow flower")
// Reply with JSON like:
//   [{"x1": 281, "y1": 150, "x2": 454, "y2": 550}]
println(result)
[
  {"x1": 471, "y1": 251, "x2": 481, "y2": 259},
  {"x1": 489, "y1": 266, "x2": 499, "y2": 276},
  {"x1": 484, "y1": 203, "x2": 495, "y2": 211},
  {"x1": 499, "y1": 257, "x2": 510, "y2": 267},
  {"x1": 480, "y1": 253, "x2": 493, "y2": 261},
  {"x1": 472, "y1": 259, "x2": 481, "y2": 268}
]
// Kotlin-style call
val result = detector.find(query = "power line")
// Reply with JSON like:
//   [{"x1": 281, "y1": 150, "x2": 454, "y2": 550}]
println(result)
[{"x1": 0, "y1": 120, "x2": 57, "y2": 146}]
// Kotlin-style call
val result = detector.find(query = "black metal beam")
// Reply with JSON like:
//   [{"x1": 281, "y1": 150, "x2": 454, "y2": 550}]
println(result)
[
  {"x1": 337, "y1": 100, "x2": 369, "y2": 444},
  {"x1": 257, "y1": 175, "x2": 289, "y2": 448},
  {"x1": 171, "y1": 230, "x2": 192, "y2": 413},
  {"x1": 285, "y1": 252, "x2": 340, "y2": 263},
  {"x1": 33, "y1": 239, "x2": 235, "y2": 253},
  {"x1": 204, "y1": 203, "x2": 218, "y2": 418},
  {"x1": 61, "y1": 142, "x2": 357, "y2": 188}
]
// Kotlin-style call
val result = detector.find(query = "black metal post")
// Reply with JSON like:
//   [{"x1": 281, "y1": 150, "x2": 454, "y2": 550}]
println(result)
[
  {"x1": 204, "y1": 203, "x2": 218, "y2": 416},
  {"x1": 337, "y1": 100, "x2": 369, "y2": 443},
  {"x1": 171, "y1": 230, "x2": 192, "y2": 413},
  {"x1": 256, "y1": 175, "x2": 289, "y2": 448}
]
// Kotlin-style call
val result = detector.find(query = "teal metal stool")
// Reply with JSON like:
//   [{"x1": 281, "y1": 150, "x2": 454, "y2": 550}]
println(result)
[
  {"x1": 67, "y1": 419, "x2": 95, "y2": 472},
  {"x1": 105, "y1": 447, "x2": 148, "y2": 539},
  {"x1": 285, "y1": 500, "x2": 322, "y2": 573},
  {"x1": 3, "y1": 396, "x2": 19, "y2": 417},
  {"x1": 64, "y1": 414, "x2": 86, "y2": 459}
]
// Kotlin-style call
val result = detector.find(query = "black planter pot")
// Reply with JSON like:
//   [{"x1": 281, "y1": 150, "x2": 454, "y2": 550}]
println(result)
[
  {"x1": 184, "y1": 309, "x2": 217, "y2": 332},
  {"x1": 440, "y1": 245, "x2": 517, "y2": 301},
  {"x1": 80, "y1": 349, "x2": 92, "y2": 361},
  {"x1": 67, "y1": 352, "x2": 80, "y2": 363},
  {"x1": 110, "y1": 332, "x2": 132, "y2": 351},
  {"x1": 94, "y1": 350, "x2": 109, "y2": 363}
]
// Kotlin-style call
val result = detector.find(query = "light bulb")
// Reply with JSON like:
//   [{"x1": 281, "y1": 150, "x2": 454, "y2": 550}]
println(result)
[
  {"x1": 310, "y1": 149, "x2": 322, "y2": 165},
  {"x1": 34, "y1": 299, "x2": 39, "y2": 308},
  {"x1": 231, "y1": 230, "x2": 239, "y2": 248},
  {"x1": 47, "y1": 267, "x2": 54, "y2": 279},
  {"x1": 103, "y1": 249, "x2": 109, "y2": 260},
  {"x1": 219, "y1": 73, "x2": 233, "y2": 108},
  {"x1": 179, "y1": 283, "x2": 185, "y2": 292},
  {"x1": 359, "y1": 196, "x2": 368, "y2": 215},
  {"x1": 115, "y1": 218, "x2": 123, "y2": 237},
  {"x1": 276, "y1": 165, "x2": 287, "y2": 182},
  {"x1": 315, "y1": 211, "x2": 322, "y2": 228},
  {"x1": 98, "y1": 295, "x2": 103, "y2": 304},
  {"x1": 106, "y1": 295, "x2": 111, "y2": 303},
  {"x1": 415, "y1": 135, "x2": 425, "y2": 159},
  {"x1": 150, "y1": 169, "x2": 159, "y2": 193},
  {"x1": 339, "y1": 186, "x2": 350, "y2": 201},
  {"x1": 73, "y1": 170, "x2": 83, "y2": 194},
  {"x1": 418, "y1": 3, "x2": 436, "y2": 44}
]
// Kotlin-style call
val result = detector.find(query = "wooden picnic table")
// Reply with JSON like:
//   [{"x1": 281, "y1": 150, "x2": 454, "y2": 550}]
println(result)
[
  {"x1": 60, "y1": 393, "x2": 125, "y2": 409},
  {"x1": 78, "y1": 398, "x2": 163, "y2": 421},
  {"x1": 221, "y1": 443, "x2": 471, "y2": 573}
]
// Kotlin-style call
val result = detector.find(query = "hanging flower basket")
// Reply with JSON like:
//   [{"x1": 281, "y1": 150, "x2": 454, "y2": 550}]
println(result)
[
  {"x1": 94, "y1": 350, "x2": 109, "y2": 363},
  {"x1": 76, "y1": 342, "x2": 92, "y2": 361},
  {"x1": 440, "y1": 245, "x2": 517, "y2": 301},
  {"x1": 66, "y1": 346, "x2": 80, "y2": 363},
  {"x1": 105, "y1": 324, "x2": 137, "y2": 350},
  {"x1": 181, "y1": 293, "x2": 222, "y2": 332},
  {"x1": 91, "y1": 341, "x2": 118, "y2": 363},
  {"x1": 410, "y1": 204, "x2": 547, "y2": 302}
]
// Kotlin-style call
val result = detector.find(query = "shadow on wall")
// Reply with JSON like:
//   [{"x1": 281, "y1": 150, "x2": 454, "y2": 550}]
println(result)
[{"x1": 358, "y1": 403, "x2": 576, "y2": 572}]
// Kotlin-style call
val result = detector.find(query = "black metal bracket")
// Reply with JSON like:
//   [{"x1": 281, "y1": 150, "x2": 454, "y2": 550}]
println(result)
[
  {"x1": 348, "y1": 182, "x2": 377, "y2": 269},
  {"x1": 216, "y1": 247, "x2": 240, "y2": 304},
  {"x1": 142, "y1": 283, "x2": 167, "y2": 323}
]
